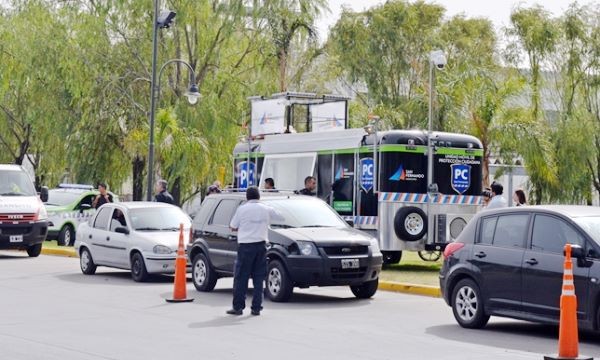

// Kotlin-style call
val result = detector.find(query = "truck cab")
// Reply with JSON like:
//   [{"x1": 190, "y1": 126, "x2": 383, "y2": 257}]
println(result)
[{"x1": 0, "y1": 164, "x2": 48, "y2": 257}]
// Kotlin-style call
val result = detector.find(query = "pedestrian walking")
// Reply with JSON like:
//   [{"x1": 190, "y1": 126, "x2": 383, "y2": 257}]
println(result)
[
  {"x1": 227, "y1": 186, "x2": 283, "y2": 316},
  {"x1": 92, "y1": 183, "x2": 113, "y2": 209},
  {"x1": 154, "y1": 179, "x2": 174, "y2": 204}
]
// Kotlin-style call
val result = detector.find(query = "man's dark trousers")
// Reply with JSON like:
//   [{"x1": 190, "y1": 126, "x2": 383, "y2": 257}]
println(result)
[{"x1": 232, "y1": 242, "x2": 267, "y2": 311}]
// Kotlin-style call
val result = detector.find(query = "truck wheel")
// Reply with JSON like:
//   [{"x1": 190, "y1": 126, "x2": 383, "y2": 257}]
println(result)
[
  {"x1": 418, "y1": 250, "x2": 441, "y2": 262},
  {"x1": 350, "y1": 279, "x2": 378, "y2": 299},
  {"x1": 266, "y1": 260, "x2": 293, "y2": 302},
  {"x1": 58, "y1": 225, "x2": 75, "y2": 246},
  {"x1": 382, "y1": 251, "x2": 402, "y2": 265},
  {"x1": 451, "y1": 278, "x2": 489, "y2": 329},
  {"x1": 130, "y1": 252, "x2": 149, "y2": 282},
  {"x1": 80, "y1": 247, "x2": 97, "y2": 275},
  {"x1": 192, "y1": 253, "x2": 217, "y2": 292},
  {"x1": 393, "y1": 206, "x2": 427, "y2": 242},
  {"x1": 27, "y1": 244, "x2": 42, "y2": 257}
]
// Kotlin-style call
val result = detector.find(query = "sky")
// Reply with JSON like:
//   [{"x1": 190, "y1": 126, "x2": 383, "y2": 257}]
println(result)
[{"x1": 316, "y1": 0, "x2": 596, "y2": 41}]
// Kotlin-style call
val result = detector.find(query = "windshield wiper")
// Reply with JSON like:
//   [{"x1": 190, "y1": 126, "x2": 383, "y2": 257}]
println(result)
[
  {"x1": 0, "y1": 192, "x2": 26, "y2": 196},
  {"x1": 45, "y1": 203, "x2": 60, "y2": 206},
  {"x1": 160, "y1": 227, "x2": 180, "y2": 231},
  {"x1": 135, "y1": 227, "x2": 160, "y2": 231},
  {"x1": 300, "y1": 225, "x2": 333, "y2": 228},
  {"x1": 271, "y1": 224, "x2": 295, "y2": 229}
]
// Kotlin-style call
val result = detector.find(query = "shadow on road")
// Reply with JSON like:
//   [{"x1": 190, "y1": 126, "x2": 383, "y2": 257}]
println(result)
[
  {"x1": 426, "y1": 321, "x2": 600, "y2": 354},
  {"x1": 56, "y1": 271, "x2": 177, "y2": 285}
]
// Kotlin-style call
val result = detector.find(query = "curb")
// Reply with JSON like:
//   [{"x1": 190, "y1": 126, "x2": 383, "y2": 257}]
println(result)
[
  {"x1": 379, "y1": 281, "x2": 441, "y2": 298},
  {"x1": 39, "y1": 247, "x2": 442, "y2": 298},
  {"x1": 41, "y1": 248, "x2": 77, "y2": 257}
]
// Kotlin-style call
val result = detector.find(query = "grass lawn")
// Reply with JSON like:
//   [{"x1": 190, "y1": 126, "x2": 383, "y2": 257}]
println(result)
[
  {"x1": 43, "y1": 240, "x2": 72, "y2": 250},
  {"x1": 379, "y1": 251, "x2": 442, "y2": 287}
]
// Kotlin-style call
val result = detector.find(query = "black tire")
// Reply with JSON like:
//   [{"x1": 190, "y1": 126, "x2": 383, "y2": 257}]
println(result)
[
  {"x1": 192, "y1": 253, "x2": 217, "y2": 292},
  {"x1": 350, "y1": 279, "x2": 378, "y2": 299},
  {"x1": 58, "y1": 225, "x2": 75, "y2": 246},
  {"x1": 418, "y1": 250, "x2": 441, "y2": 262},
  {"x1": 451, "y1": 278, "x2": 490, "y2": 329},
  {"x1": 266, "y1": 260, "x2": 293, "y2": 302},
  {"x1": 80, "y1": 247, "x2": 97, "y2": 275},
  {"x1": 130, "y1": 252, "x2": 149, "y2": 282},
  {"x1": 382, "y1": 251, "x2": 402, "y2": 265},
  {"x1": 26, "y1": 244, "x2": 42, "y2": 257},
  {"x1": 393, "y1": 206, "x2": 427, "y2": 241}
]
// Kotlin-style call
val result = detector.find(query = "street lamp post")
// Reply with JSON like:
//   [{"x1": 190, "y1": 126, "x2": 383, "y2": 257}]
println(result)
[
  {"x1": 426, "y1": 49, "x2": 446, "y2": 242},
  {"x1": 147, "y1": 59, "x2": 201, "y2": 201}
]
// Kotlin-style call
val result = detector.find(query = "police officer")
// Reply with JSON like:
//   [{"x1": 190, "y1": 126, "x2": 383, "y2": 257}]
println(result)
[
  {"x1": 297, "y1": 176, "x2": 316, "y2": 196},
  {"x1": 92, "y1": 183, "x2": 113, "y2": 209},
  {"x1": 154, "y1": 179, "x2": 174, "y2": 204}
]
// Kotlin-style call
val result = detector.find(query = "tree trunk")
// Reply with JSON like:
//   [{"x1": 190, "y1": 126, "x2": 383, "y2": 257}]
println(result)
[
  {"x1": 132, "y1": 156, "x2": 145, "y2": 201},
  {"x1": 171, "y1": 177, "x2": 181, "y2": 206},
  {"x1": 278, "y1": 48, "x2": 287, "y2": 92}
]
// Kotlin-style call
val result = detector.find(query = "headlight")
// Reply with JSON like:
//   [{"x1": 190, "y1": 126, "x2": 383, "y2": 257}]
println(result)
[
  {"x1": 153, "y1": 245, "x2": 173, "y2": 254},
  {"x1": 369, "y1": 237, "x2": 381, "y2": 255},
  {"x1": 37, "y1": 206, "x2": 48, "y2": 221},
  {"x1": 296, "y1": 241, "x2": 318, "y2": 256}
]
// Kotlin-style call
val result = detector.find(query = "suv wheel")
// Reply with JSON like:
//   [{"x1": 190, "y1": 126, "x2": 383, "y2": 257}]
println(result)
[
  {"x1": 266, "y1": 260, "x2": 293, "y2": 302},
  {"x1": 451, "y1": 278, "x2": 490, "y2": 328},
  {"x1": 58, "y1": 225, "x2": 75, "y2": 246},
  {"x1": 192, "y1": 253, "x2": 217, "y2": 292},
  {"x1": 130, "y1": 252, "x2": 149, "y2": 282},
  {"x1": 350, "y1": 279, "x2": 378, "y2": 299},
  {"x1": 80, "y1": 247, "x2": 97, "y2": 275}
]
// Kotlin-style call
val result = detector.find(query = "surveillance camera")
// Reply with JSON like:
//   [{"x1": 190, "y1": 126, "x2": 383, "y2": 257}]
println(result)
[
  {"x1": 429, "y1": 50, "x2": 447, "y2": 70},
  {"x1": 157, "y1": 10, "x2": 176, "y2": 29}
]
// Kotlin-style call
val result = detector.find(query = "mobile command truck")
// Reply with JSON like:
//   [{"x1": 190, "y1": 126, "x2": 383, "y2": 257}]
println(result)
[{"x1": 233, "y1": 93, "x2": 484, "y2": 264}]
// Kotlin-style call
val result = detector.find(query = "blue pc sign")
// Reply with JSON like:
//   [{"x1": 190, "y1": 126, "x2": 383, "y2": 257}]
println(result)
[
  {"x1": 451, "y1": 163, "x2": 471, "y2": 195},
  {"x1": 237, "y1": 161, "x2": 256, "y2": 189},
  {"x1": 360, "y1": 157, "x2": 374, "y2": 192}
]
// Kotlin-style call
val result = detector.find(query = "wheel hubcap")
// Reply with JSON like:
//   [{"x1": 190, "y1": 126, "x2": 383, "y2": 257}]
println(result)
[
  {"x1": 65, "y1": 230, "x2": 71, "y2": 245},
  {"x1": 194, "y1": 260, "x2": 207, "y2": 285},
  {"x1": 405, "y1": 213, "x2": 424, "y2": 235},
  {"x1": 456, "y1": 286, "x2": 478, "y2": 321},
  {"x1": 268, "y1": 268, "x2": 282, "y2": 295},
  {"x1": 81, "y1": 251, "x2": 90, "y2": 270},
  {"x1": 132, "y1": 258, "x2": 140, "y2": 275}
]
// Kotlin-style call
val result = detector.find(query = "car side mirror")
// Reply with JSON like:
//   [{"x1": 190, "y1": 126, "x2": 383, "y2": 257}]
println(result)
[
  {"x1": 345, "y1": 219, "x2": 354, "y2": 227},
  {"x1": 40, "y1": 186, "x2": 49, "y2": 203},
  {"x1": 115, "y1": 226, "x2": 130, "y2": 235},
  {"x1": 80, "y1": 204, "x2": 91, "y2": 212},
  {"x1": 568, "y1": 245, "x2": 585, "y2": 259}
]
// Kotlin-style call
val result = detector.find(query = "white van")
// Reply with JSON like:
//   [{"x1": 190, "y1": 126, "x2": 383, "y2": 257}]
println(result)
[{"x1": 0, "y1": 164, "x2": 49, "y2": 257}]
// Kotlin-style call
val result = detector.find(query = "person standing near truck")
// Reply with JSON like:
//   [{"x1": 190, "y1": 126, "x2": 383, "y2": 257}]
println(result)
[
  {"x1": 92, "y1": 183, "x2": 113, "y2": 209},
  {"x1": 227, "y1": 186, "x2": 283, "y2": 316}
]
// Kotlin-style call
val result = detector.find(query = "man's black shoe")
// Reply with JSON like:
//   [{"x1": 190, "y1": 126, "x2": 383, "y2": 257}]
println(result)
[
  {"x1": 251, "y1": 309, "x2": 261, "y2": 316},
  {"x1": 226, "y1": 309, "x2": 243, "y2": 315}
]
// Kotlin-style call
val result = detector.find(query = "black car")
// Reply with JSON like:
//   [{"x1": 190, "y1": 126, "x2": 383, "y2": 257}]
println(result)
[
  {"x1": 187, "y1": 192, "x2": 383, "y2": 302},
  {"x1": 440, "y1": 205, "x2": 600, "y2": 331}
]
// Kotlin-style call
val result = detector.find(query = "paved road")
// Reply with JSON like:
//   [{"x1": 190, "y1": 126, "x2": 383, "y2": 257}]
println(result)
[{"x1": 1, "y1": 252, "x2": 599, "y2": 360}]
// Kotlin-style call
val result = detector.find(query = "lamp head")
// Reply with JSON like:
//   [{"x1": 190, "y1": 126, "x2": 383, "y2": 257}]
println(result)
[{"x1": 185, "y1": 84, "x2": 201, "y2": 105}]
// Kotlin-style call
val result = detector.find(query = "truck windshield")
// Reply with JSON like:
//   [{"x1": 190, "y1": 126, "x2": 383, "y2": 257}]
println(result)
[
  {"x1": 0, "y1": 170, "x2": 37, "y2": 196},
  {"x1": 266, "y1": 198, "x2": 347, "y2": 229}
]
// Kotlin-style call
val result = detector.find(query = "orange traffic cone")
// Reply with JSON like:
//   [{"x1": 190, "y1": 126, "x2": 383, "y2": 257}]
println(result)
[
  {"x1": 166, "y1": 223, "x2": 194, "y2": 303},
  {"x1": 544, "y1": 244, "x2": 592, "y2": 360}
]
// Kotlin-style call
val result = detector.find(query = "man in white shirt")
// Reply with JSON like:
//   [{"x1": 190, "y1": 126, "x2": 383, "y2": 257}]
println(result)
[
  {"x1": 485, "y1": 181, "x2": 507, "y2": 210},
  {"x1": 227, "y1": 186, "x2": 284, "y2": 316}
]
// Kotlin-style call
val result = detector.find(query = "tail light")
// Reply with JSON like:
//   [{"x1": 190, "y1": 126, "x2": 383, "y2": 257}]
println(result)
[
  {"x1": 189, "y1": 227, "x2": 194, "y2": 244},
  {"x1": 443, "y1": 242, "x2": 465, "y2": 259}
]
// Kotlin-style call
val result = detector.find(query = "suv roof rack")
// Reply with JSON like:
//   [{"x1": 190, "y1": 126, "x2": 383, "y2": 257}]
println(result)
[{"x1": 58, "y1": 184, "x2": 94, "y2": 190}]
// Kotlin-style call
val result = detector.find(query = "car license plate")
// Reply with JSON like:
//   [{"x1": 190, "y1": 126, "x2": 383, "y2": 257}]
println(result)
[
  {"x1": 341, "y1": 258, "x2": 359, "y2": 269},
  {"x1": 9, "y1": 235, "x2": 23, "y2": 243}
]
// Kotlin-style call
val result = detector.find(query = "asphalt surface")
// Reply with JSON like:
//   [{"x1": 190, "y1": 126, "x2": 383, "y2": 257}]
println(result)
[{"x1": 1, "y1": 251, "x2": 599, "y2": 360}]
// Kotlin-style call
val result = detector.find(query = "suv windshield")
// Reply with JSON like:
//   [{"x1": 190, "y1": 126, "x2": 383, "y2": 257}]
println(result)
[
  {"x1": 0, "y1": 170, "x2": 37, "y2": 196},
  {"x1": 265, "y1": 198, "x2": 347, "y2": 228},
  {"x1": 46, "y1": 190, "x2": 82, "y2": 206},
  {"x1": 573, "y1": 216, "x2": 600, "y2": 245},
  {"x1": 129, "y1": 207, "x2": 190, "y2": 231}
]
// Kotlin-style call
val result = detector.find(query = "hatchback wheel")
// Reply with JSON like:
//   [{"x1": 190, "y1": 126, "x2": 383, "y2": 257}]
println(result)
[
  {"x1": 451, "y1": 278, "x2": 489, "y2": 329},
  {"x1": 130, "y1": 252, "x2": 149, "y2": 282},
  {"x1": 266, "y1": 260, "x2": 293, "y2": 302},
  {"x1": 80, "y1": 247, "x2": 97, "y2": 275},
  {"x1": 192, "y1": 253, "x2": 217, "y2": 292}
]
